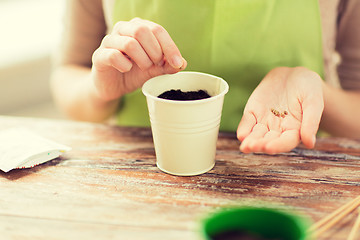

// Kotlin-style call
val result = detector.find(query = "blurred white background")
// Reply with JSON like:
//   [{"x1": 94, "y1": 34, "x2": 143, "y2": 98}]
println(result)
[{"x1": 0, "y1": 0, "x2": 65, "y2": 119}]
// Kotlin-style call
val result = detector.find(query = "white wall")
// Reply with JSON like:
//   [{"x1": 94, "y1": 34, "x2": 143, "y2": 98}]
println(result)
[
  {"x1": 0, "y1": 54, "x2": 52, "y2": 113},
  {"x1": 0, "y1": 0, "x2": 65, "y2": 117}
]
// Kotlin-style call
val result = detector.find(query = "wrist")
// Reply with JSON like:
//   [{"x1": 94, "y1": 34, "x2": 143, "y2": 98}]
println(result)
[
  {"x1": 87, "y1": 74, "x2": 120, "y2": 110},
  {"x1": 90, "y1": 67, "x2": 126, "y2": 102}
]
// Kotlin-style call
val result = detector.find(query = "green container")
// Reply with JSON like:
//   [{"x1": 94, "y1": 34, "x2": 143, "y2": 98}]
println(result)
[{"x1": 201, "y1": 207, "x2": 311, "y2": 240}]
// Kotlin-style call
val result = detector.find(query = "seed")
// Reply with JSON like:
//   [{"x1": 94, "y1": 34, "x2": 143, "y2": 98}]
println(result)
[
  {"x1": 271, "y1": 108, "x2": 280, "y2": 117},
  {"x1": 270, "y1": 108, "x2": 287, "y2": 118}
]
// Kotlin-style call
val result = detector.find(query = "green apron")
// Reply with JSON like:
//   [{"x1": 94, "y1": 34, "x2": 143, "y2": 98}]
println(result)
[{"x1": 113, "y1": 0, "x2": 324, "y2": 132}]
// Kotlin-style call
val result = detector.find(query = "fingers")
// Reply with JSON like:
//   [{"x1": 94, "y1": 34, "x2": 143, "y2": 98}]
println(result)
[
  {"x1": 145, "y1": 21, "x2": 184, "y2": 68},
  {"x1": 239, "y1": 123, "x2": 268, "y2": 153},
  {"x1": 263, "y1": 130, "x2": 300, "y2": 154},
  {"x1": 240, "y1": 128, "x2": 300, "y2": 154},
  {"x1": 92, "y1": 48, "x2": 133, "y2": 73},
  {"x1": 112, "y1": 20, "x2": 163, "y2": 66},
  {"x1": 237, "y1": 111, "x2": 257, "y2": 141},
  {"x1": 146, "y1": 56, "x2": 188, "y2": 78},
  {"x1": 300, "y1": 96, "x2": 324, "y2": 149},
  {"x1": 257, "y1": 130, "x2": 282, "y2": 152},
  {"x1": 101, "y1": 34, "x2": 153, "y2": 71},
  {"x1": 111, "y1": 18, "x2": 184, "y2": 69}
]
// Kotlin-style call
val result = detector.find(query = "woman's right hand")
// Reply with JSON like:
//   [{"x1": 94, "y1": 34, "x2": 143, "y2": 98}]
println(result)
[{"x1": 91, "y1": 17, "x2": 187, "y2": 101}]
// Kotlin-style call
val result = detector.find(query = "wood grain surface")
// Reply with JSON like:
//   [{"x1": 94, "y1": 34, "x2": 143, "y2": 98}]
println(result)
[{"x1": 0, "y1": 116, "x2": 359, "y2": 240}]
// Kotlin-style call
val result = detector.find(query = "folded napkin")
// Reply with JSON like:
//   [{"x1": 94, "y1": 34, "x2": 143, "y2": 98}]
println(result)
[{"x1": 0, "y1": 127, "x2": 71, "y2": 172}]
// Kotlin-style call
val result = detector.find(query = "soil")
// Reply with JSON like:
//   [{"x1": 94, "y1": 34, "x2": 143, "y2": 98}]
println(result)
[
  {"x1": 210, "y1": 229, "x2": 278, "y2": 240},
  {"x1": 157, "y1": 89, "x2": 211, "y2": 101}
]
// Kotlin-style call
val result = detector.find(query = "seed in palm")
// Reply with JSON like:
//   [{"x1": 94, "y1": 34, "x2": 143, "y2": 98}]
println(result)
[{"x1": 271, "y1": 108, "x2": 288, "y2": 118}]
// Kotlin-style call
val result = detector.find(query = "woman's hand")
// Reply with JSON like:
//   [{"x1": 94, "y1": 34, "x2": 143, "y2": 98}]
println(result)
[
  {"x1": 237, "y1": 67, "x2": 324, "y2": 154},
  {"x1": 91, "y1": 18, "x2": 187, "y2": 101}
]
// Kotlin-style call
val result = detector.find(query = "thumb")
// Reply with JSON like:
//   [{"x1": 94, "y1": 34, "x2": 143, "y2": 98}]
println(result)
[{"x1": 300, "y1": 96, "x2": 324, "y2": 148}]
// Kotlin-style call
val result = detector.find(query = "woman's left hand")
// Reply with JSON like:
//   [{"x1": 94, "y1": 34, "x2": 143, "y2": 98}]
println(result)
[{"x1": 237, "y1": 67, "x2": 324, "y2": 154}]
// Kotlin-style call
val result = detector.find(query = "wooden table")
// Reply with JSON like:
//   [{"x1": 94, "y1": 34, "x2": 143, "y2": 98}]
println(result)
[{"x1": 0, "y1": 116, "x2": 359, "y2": 240}]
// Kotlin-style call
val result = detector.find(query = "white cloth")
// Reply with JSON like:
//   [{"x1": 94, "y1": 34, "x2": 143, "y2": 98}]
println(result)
[{"x1": 0, "y1": 128, "x2": 71, "y2": 172}]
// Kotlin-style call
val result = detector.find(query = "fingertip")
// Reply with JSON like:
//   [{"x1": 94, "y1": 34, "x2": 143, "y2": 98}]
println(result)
[
  {"x1": 237, "y1": 112, "x2": 256, "y2": 141},
  {"x1": 263, "y1": 143, "x2": 279, "y2": 155},
  {"x1": 300, "y1": 125, "x2": 316, "y2": 149},
  {"x1": 239, "y1": 143, "x2": 250, "y2": 153},
  {"x1": 237, "y1": 131, "x2": 246, "y2": 142},
  {"x1": 239, "y1": 137, "x2": 249, "y2": 153},
  {"x1": 313, "y1": 135, "x2": 317, "y2": 145},
  {"x1": 170, "y1": 55, "x2": 184, "y2": 69},
  {"x1": 237, "y1": 126, "x2": 249, "y2": 142},
  {"x1": 302, "y1": 134, "x2": 316, "y2": 149},
  {"x1": 161, "y1": 59, "x2": 182, "y2": 74},
  {"x1": 239, "y1": 138, "x2": 260, "y2": 154},
  {"x1": 179, "y1": 57, "x2": 187, "y2": 70}
]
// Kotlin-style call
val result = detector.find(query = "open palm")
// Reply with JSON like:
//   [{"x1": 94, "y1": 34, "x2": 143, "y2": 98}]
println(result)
[{"x1": 237, "y1": 67, "x2": 324, "y2": 154}]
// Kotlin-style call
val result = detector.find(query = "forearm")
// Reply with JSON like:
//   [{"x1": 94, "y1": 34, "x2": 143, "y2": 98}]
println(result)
[
  {"x1": 50, "y1": 65, "x2": 120, "y2": 122},
  {"x1": 321, "y1": 81, "x2": 360, "y2": 137}
]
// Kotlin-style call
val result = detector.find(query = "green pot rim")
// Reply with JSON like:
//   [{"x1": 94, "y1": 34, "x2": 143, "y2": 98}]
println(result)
[{"x1": 200, "y1": 206, "x2": 311, "y2": 240}]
